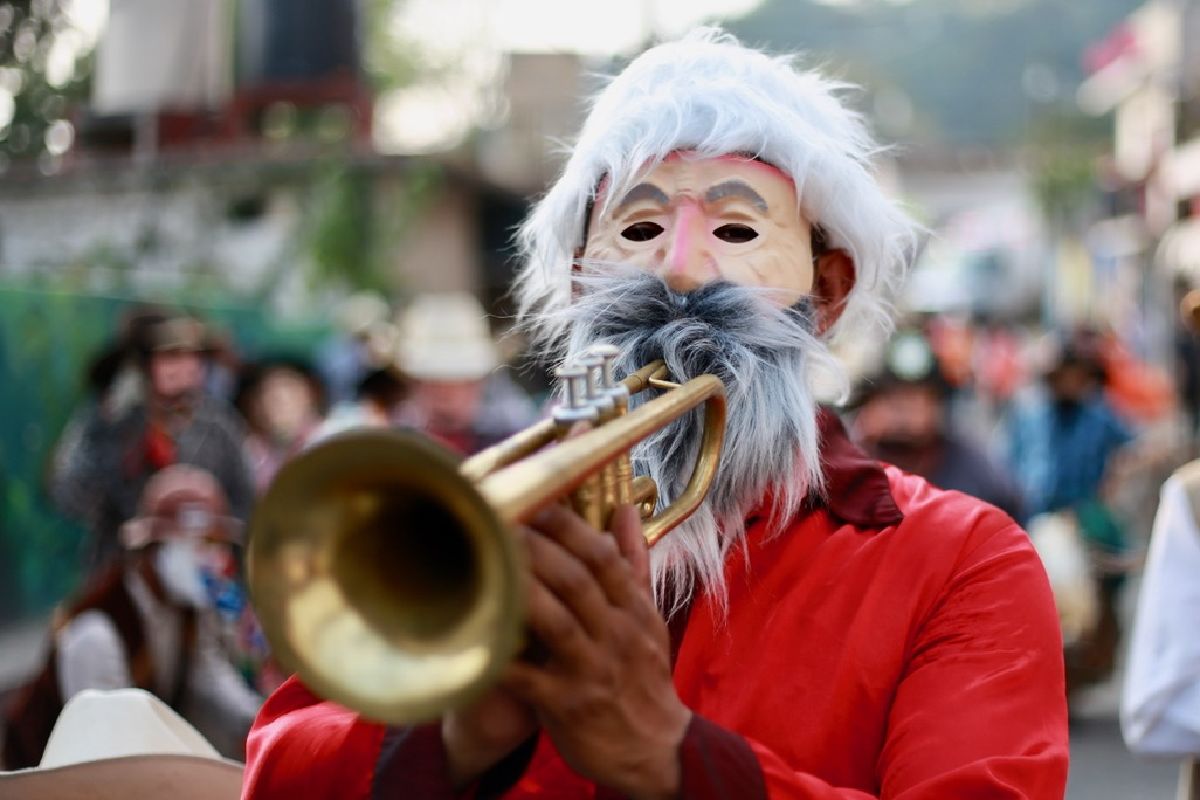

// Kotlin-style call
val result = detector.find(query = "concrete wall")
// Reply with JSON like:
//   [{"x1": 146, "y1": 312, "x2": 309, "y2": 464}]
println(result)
[
  {"x1": 0, "y1": 160, "x2": 488, "y2": 311},
  {"x1": 0, "y1": 177, "x2": 301, "y2": 302},
  {"x1": 386, "y1": 181, "x2": 481, "y2": 296}
]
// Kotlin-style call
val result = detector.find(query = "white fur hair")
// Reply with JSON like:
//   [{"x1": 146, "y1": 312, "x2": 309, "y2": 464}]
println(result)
[{"x1": 514, "y1": 27, "x2": 918, "y2": 348}]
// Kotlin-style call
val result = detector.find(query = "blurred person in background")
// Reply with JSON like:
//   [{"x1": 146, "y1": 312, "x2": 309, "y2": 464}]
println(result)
[
  {"x1": 234, "y1": 358, "x2": 327, "y2": 493},
  {"x1": 245, "y1": 30, "x2": 1066, "y2": 799},
  {"x1": 3, "y1": 466, "x2": 263, "y2": 769},
  {"x1": 308, "y1": 366, "x2": 410, "y2": 444},
  {"x1": 201, "y1": 325, "x2": 244, "y2": 406},
  {"x1": 851, "y1": 329, "x2": 1025, "y2": 522},
  {"x1": 925, "y1": 313, "x2": 975, "y2": 392},
  {"x1": 1084, "y1": 324, "x2": 1175, "y2": 429},
  {"x1": 1122, "y1": 298, "x2": 1200, "y2": 797},
  {"x1": 1007, "y1": 332, "x2": 1135, "y2": 522},
  {"x1": 973, "y1": 314, "x2": 1026, "y2": 421},
  {"x1": 1007, "y1": 331, "x2": 1137, "y2": 696},
  {"x1": 315, "y1": 292, "x2": 393, "y2": 406},
  {"x1": 74, "y1": 304, "x2": 170, "y2": 419},
  {"x1": 1176, "y1": 284, "x2": 1200, "y2": 455},
  {"x1": 1121, "y1": 458, "x2": 1200, "y2": 797},
  {"x1": 51, "y1": 314, "x2": 255, "y2": 571},
  {"x1": 398, "y1": 292, "x2": 538, "y2": 456},
  {"x1": 223, "y1": 357, "x2": 331, "y2": 699}
]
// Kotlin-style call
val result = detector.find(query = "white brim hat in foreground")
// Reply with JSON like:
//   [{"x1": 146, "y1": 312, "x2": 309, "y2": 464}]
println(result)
[{"x1": 0, "y1": 689, "x2": 242, "y2": 800}]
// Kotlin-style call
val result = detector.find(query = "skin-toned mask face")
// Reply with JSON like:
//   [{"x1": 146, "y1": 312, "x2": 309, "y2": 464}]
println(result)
[{"x1": 582, "y1": 153, "x2": 818, "y2": 306}]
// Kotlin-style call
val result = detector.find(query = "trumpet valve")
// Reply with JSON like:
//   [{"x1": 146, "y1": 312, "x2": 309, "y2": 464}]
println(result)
[
  {"x1": 553, "y1": 365, "x2": 600, "y2": 425},
  {"x1": 586, "y1": 344, "x2": 630, "y2": 405},
  {"x1": 580, "y1": 355, "x2": 616, "y2": 414}
]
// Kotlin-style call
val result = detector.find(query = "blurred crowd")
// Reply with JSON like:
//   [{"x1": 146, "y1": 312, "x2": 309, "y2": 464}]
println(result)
[
  {"x1": 4, "y1": 281, "x2": 1200, "y2": 771},
  {"x1": 2, "y1": 291, "x2": 539, "y2": 767},
  {"x1": 848, "y1": 308, "x2": 1188, "y2": 707}
]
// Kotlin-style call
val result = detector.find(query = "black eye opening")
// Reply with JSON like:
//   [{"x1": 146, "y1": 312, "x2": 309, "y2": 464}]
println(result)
[
  {"x1": 621, "y1": 221, "x2": 665, "y2": 242},
  {"x1": 712, "y1": 224, "x2": 759, "y2": 243}
]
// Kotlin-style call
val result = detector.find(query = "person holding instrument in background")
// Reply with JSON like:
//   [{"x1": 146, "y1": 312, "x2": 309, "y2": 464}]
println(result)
[{"x1": 244, "y1": 30, "x2": 1068, "y2": 799}]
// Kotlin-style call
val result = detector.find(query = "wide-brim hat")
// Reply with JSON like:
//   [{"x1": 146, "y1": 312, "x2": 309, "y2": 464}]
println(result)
[
  {"x1": 0, "y1": 689, "x2": 243, "y2": 800},
  {"x1": 399, "y1": 292, "x2": 499, "y2": 381},
  {"x1": 149, "y1": 317, "x2": 209, "y2": 354}
]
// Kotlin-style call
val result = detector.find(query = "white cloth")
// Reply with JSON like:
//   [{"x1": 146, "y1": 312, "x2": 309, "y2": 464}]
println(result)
[
  {"x1": 55, "y1": 572, "x2": 263, "y2": 756},
  {"x1": 92, "y1": 0, "x2": 232, "y2": 114},
  {"x1": 1122, "y1": 474, "x2": 1200, "y2": 756}
]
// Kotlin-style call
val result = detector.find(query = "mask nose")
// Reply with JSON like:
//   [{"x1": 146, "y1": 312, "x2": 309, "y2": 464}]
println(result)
[{"x1": 661, "y1": 203, "x2": 713, "y2": 292}]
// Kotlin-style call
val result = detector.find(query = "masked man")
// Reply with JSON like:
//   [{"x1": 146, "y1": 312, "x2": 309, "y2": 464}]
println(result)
[
  {"x1": 244, "y1": 30, "x2": 1067, "y2": 798},
  {"x1": 4, "y1": 466, "x2": 263, "y2": 768}
]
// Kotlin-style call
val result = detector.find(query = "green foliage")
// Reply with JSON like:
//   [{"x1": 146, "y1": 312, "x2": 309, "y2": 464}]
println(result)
[
  {"x1": 0, "y1": 286, "x2": 111, "y2": 622},
  {"x1": 304, "y1": 158, "x2": 443, "y2": 295},
  {"x1": 1031, "y1": 149, "x2": 1101, "y2": 228},
  {"x1": 1025, "y1": 109, "x2": 1109, "y2": 226},
  {"x1": 362, "y1": 0, "x2": 424, "y2": 94},
  {"x1": 0, "y1": 0, "x2": 93, "y2": 162},
  {"x1": 307, "y1": 163, "x2": 376, "y2": 292}
]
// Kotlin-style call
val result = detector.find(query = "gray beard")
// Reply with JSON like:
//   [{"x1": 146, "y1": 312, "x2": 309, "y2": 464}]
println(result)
[{"x1": 540, "y1": 267, "x2": 836, "y2": 614}]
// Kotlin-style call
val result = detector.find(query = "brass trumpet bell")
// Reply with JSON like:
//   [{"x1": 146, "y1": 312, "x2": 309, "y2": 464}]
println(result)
[
  {"x1": 248, "y1": 355, "x2": 725, "y2": 724},
  {"x1": 248, "y1": 431, "x2": 526, "y2": 724}
]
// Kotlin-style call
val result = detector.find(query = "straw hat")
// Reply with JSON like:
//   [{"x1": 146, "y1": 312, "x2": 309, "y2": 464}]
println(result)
[
  {"x1": 0, "y1": 689, "x2": 242, "y2": 799},
  {"x1": 399, "y1": 293, "x2": 499, "y2": 381}
]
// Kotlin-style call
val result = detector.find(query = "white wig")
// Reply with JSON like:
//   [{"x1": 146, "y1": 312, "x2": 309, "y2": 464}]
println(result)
[{"x1": 514, "y1": 28, "x2": 918, "y2": 347}]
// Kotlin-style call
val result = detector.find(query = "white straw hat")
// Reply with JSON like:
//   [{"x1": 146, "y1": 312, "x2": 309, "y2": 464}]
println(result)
[
  {"x1": 399, "y1": 293, "x2": 499, "y2": 381},
  {"x1": 0, "y1": 689, "x2": 242, "y2": 800}
]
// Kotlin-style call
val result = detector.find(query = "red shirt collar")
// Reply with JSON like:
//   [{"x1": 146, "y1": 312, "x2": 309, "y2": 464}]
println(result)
[{"x1": 746, "y1": 408, "x2": 903, "y2": 530}]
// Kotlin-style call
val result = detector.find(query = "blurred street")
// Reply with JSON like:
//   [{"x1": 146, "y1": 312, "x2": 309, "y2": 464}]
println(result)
[
  {"x1": 1069, "y1": 681, "x2": 1178, "y2": 799},
  {"x1": 0, "y1": 613, "x2": 1183, "y2": 798}
]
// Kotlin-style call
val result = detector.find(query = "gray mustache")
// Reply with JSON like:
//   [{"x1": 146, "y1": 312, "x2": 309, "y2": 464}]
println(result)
[{"x1": 554, "y1": 267, "x2": 834, "y2": 610}]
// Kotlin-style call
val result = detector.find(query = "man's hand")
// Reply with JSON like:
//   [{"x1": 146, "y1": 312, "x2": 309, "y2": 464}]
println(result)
[
  {"x1": 442, "y1": 673, "x2": 537, "y2": 789},
  {"x1": 503, "y1": 503, "x2": 691, "y2": 800}
]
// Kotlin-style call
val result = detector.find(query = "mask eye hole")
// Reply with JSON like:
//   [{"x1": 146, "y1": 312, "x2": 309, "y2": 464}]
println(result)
[
  {"x1": 621, "y1": 222, "x2": 665, "y2": 242},
  {"x1": 713, "y1": 224, "x2": 759, "y2": 243}
]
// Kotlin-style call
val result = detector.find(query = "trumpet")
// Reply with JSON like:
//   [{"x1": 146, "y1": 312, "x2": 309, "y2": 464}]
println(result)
[{"x1": 247, "y1": 346, "x2": 726, "y2": 724}]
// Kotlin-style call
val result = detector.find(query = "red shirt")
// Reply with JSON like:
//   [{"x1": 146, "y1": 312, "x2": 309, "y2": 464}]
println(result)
[{"x1": 243, "y1": 412, "x2": 1068, "y2": 799}]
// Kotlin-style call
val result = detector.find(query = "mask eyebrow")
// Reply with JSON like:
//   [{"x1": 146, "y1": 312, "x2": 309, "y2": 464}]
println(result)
[
  {"x1": 704, "y1": 180, "x2": 768, "y2": 212},
  {"x1": 615, "y1": 182, "x2": 670, "y2": 211}
]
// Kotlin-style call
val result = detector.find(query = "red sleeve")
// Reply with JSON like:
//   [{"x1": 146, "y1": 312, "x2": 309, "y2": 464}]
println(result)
[
  {"x1": 731, "y1": 522, "x2": 1069, "y2": 799},
  {"x1": 242, "y1": 676, "x2": 386, "y2": 800},
  {"x1": 243, "y1": 676, "x2": 538, "y2": 800}
]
